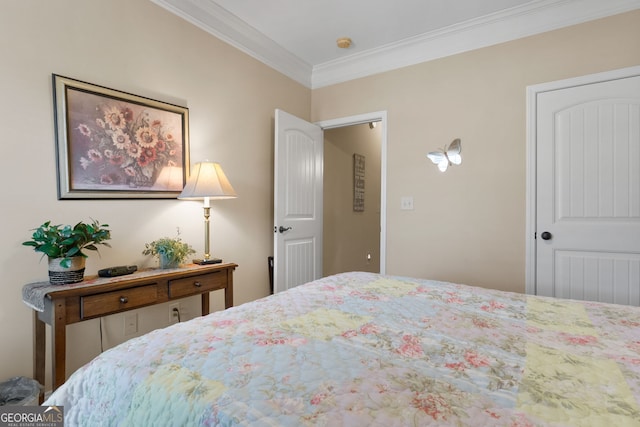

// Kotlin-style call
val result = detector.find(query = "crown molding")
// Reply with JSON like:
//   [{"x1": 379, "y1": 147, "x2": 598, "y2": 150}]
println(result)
[
  {"x1": 312, "y1": 0, "x2": 640, "y2": 88},
  {"x1": 152, "y1": 0, "x2": 640, "y2": 90},
  {"x1": 151, "y1": 0, "x2": 312, "y2": 87}
]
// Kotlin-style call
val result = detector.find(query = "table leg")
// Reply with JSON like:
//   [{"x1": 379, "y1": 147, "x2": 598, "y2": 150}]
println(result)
[
  {"x1": 51, "y1": 299, "x2": 67, "y2": 390},
  {"x1": 225, "y1": 271, "x2": 233, "y2": 309},
  {"x1": 201, "y1": 293, "x2": 210, "y2": 316},
  {"x1": 33, "y1": 311, "x2": 45, "y2": 404}
]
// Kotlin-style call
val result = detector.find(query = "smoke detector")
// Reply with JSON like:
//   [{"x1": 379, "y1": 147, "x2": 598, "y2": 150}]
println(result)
[{"x1": 336, "y1": 37, "x2": 352, "y2": 49}]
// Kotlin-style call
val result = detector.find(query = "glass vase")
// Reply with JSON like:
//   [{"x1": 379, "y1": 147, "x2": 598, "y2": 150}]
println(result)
[{"x1": 159, "y1": 253, "x2": 180, "y2": 269}]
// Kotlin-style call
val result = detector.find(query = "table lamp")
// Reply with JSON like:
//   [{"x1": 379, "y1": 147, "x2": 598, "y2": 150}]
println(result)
[{"x1": 178, "y1": 161, "x2": 237, "y2": 264}]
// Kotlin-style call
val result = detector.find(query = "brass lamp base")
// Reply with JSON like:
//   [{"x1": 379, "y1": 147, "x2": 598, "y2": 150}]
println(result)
[{"x1": 193, "y1": 258, "x2": 222, "y2": 265}]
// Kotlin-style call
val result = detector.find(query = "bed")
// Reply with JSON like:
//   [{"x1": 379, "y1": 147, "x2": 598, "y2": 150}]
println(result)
[{"x1": 45, "y1": 272, "x2": 640, "y2": 426}]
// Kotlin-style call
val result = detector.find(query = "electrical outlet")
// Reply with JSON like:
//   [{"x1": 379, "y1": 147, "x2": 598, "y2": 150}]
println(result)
[
  {"x1": 124, "y1": 313, "x2": 138, "y2": 336},
  {"x1": 169, "y1": 303, "x2": 181, "y2": 324}
]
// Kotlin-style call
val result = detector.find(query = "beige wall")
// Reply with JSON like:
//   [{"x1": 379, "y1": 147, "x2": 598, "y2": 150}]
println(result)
[
  {"x1": 0, "y1": 0, "x2": 309, "y2": 387},
  {"x1": 312, "y1": 10, "x2": 640, "y2": 293},
  {"x1": 324, "y1": 123, "x2": 381, "y2": 276},
  {"x1": 2, "y1": 1, "x2": 639, "y2": 390}
]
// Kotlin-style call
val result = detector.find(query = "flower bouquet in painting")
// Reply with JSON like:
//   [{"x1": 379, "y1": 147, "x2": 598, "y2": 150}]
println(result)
[{"x1": 71, "y1": 97, "x2": 182, "y2": 189}]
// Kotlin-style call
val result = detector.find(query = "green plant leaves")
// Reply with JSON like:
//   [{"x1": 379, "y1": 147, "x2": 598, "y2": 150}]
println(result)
[{"x1": 22, "y1": 219, "x2": 111, "y2": 266}]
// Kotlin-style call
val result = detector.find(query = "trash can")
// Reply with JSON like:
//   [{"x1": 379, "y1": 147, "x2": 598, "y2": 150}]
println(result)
[{"x1": 0, "y1": 377, "x2": 42, "y2": 406}]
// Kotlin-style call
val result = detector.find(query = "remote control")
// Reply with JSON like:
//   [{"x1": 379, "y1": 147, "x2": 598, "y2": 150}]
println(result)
[{"x1": 98, "y1": 265, "x2": 138, "y2": 277}]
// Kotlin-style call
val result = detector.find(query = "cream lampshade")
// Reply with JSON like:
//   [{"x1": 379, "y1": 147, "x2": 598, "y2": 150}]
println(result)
[{"x1": 178, "y1": 161, "x2": 237, "y2": 264}]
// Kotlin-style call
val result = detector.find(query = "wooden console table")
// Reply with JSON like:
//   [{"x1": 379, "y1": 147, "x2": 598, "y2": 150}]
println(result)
[{"x1": 23, "y1": 262, "x2": 237, "y2": 399}]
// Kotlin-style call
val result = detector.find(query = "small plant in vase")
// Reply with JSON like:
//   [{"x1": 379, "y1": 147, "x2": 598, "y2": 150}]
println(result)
[
  {"x1": 142, "y1": 232, "x2": 195, "y2": 269},
  {"x1": 23, "y1": 219, "x2": 111, "y2": 284}
]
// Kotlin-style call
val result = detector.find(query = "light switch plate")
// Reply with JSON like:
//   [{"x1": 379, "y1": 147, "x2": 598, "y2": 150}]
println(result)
[{"x1": 400, "y1": 196, "x2": 414, "y2": 210}]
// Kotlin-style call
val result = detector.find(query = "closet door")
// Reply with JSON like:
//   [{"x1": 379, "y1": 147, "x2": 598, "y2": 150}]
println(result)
[{"x1": 535, "y1": 74, "x2": 640, "y2": 305}]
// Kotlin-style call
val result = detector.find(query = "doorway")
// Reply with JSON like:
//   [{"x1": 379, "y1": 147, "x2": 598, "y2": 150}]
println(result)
[
  {"x1": 323, "y1": 122, "x2": 381, "y2": 276},
  {"x1": 317, "y1": 111, "x2": 388, "y2": 276},
  {"x1": 273, "y1": 110, "x2": 387, "y2": 293}
]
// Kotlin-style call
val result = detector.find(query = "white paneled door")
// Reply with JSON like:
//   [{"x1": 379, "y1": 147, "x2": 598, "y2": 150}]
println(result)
[
  {"x1": 535, "y1": 72, "x2": 640, "y2": 305},
  {"x1": 274, "y1": 109, "x2": 323, "y2": 294}
]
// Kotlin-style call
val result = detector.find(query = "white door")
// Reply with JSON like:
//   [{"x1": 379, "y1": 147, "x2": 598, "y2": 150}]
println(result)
[
  {"x1": 535, "y1": 73, "x2": 640, "y2": 305},
  {"x1": 274, "y1": 109, "x2": 323, "y2": 293}
]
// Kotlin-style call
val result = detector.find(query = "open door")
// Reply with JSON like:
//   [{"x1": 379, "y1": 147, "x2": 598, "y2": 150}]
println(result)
[{"x1": 274, "y1": 109, "x2": 323, "y2": 293}]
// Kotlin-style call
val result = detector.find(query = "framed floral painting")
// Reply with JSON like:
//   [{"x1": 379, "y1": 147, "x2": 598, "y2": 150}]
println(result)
[{"x1": 53, "y1": 74, "x2": 190, "y2": 199}]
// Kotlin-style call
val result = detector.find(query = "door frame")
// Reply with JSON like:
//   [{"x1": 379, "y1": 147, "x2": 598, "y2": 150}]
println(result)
[
  {"x1": 525, "y1": 65, "x2": 640, "y2": 295},
  {"x1": 316, "y1": 111, "x2": 388, "y2": 274}
]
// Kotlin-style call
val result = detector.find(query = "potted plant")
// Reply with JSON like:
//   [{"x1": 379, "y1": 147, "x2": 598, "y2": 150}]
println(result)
[
  {"x1": 23, "y1": 219, "x2": 111, "y2": 284},
  {"x1": 142, "y1": 233, "x2": 195, "y2": 269}
]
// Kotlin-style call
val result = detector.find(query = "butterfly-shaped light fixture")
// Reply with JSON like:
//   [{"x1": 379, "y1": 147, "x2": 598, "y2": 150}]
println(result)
[{"x1": 427, "y1": 138, "x2": 462, "y2": 172}]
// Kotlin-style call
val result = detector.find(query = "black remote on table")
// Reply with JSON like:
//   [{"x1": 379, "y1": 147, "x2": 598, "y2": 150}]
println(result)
[{"x1": 98, "y1": 265, "x2": 138, "y2": 277}]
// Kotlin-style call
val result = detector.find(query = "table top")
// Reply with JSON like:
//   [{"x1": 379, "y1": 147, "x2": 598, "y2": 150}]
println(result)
[{"x1": 22, "y1": 263, "x2": 237, "y2": 312}]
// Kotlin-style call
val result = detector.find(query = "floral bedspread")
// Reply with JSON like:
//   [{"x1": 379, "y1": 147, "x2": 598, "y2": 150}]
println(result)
[{"x1": 45, "y1": 272, "x2": 640, "y2": 426}]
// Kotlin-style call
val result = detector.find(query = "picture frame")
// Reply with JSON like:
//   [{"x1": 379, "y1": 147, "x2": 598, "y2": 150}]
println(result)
[
  {"x1": 52, "y1": 74, "x2": 190, "y2": 199},
  {"x1": 353, "y1": 153, "x2": 365, "y2": 212}
]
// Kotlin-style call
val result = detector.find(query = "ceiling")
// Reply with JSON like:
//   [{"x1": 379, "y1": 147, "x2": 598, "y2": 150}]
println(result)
[{"x1": 152, "y1": 0, "x2": 640, "y2": 88}]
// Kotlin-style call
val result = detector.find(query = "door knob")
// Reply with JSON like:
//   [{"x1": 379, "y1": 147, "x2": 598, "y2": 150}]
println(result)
[
  {"x1": 540, "y1": 231, "x2": 552, "y2": 240},
  {"x1": 278, "y1": 226, "x2": 292, "y2": 233}
]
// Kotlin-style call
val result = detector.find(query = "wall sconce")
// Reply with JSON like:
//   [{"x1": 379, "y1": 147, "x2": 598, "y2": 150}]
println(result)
[
  {"x1": 178, "y1": 161, "x2": 237, "y2": 264},
  {"x1": 427, "y1": 138, "x2": 462, "y2": 172}
]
